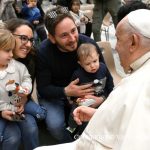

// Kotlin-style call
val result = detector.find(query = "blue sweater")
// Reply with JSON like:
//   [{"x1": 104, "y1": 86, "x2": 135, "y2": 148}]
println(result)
[{"x1": 21, "y1": 4, "x2": 41, "y2": 23}]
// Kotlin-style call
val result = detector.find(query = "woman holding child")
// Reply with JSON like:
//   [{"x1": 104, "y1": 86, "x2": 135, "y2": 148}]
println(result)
[{"x1": 0, "y1": 18, "x2": 41, "y2": 150}]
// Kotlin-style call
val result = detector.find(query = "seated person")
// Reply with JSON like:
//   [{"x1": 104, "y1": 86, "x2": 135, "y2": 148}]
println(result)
[
  {"x1": 0, "y1": 28, "x2": 46, "y2": 142},
  {"x1": 20, "y1": 0, "x2": 47, "y2": 42},
  {"x1": 67, "y1": 43, "x2": 114, "y2": 136},
  {"x1": 36, "y1": 5, "x2": 108, "y2": 144}
]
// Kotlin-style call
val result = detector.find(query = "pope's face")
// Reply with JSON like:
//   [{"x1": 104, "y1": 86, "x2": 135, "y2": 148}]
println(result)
[{"x1": 115, "y1": 22, "x2": 132, "y2": 73}]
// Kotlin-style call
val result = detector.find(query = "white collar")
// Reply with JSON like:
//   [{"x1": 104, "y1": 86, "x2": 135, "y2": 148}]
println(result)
[
  {"x1": 129, "y1": 51, "x2": 150, "y2": 73},
  {"x1": 0, "y1": 59, "x2": 16, "y2": 79}
]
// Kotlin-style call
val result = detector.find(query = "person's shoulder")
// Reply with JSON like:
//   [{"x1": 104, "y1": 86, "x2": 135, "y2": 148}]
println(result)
[
  {"x1": 78, "y1": 34, "x2": 97, "y2": 45},
  {"x1": 12, "y1": 59, "x2": 27, "y2": 70},
  {"x1": 79, "y1": 10, "x2": 85, "y2": 15},
  {"x1": 70, "y1": 11, "x2": 74, "y2": 15},
  {"x1": 100, "y1": 62, "x2": 107, "y2": 69},
  {"x1": 38, "y1": 39, "x2": 52, "y2": 52},
  {"x1": 100, "y1": 62, "x2": 107, "y2": 67},
  {"x1": 73, "y1": 66, "x2": 85, "y2": 77},
  {"x1": 33, "y1": 7, "x2": 40, "y2": 12},
  {"x1": 74, "y1": 66, "x2": 83, "y2": 73}
]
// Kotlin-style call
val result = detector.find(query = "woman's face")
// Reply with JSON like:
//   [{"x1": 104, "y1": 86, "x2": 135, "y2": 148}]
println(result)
[{"x1": 13, "y1": 25, "x2": 34, "y2": 59}]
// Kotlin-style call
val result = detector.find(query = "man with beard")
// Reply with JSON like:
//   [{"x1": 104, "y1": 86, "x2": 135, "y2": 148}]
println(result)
[{"x1": 36, "y1": 6, "x2": 111, "y2": 144}]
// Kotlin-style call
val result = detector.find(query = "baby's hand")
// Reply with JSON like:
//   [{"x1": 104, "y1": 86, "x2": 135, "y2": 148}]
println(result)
[
  {"x1": 77, "y1": 98, "x2": 95, "y2": 107},
  {"x1": 18, "y1": 87, "x2": 30, "y2": 95},
  {"x1": 80, "y1": 17, "x2": 85, "y2": 22},
  {"x1": 33, "y1": 20, "x2": 39, "y2": 25}
]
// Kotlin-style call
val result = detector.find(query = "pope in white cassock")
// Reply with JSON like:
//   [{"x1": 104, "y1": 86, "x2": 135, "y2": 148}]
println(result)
[{"x1": 35, "y1": 9, "x2": 150, "y2": 150}]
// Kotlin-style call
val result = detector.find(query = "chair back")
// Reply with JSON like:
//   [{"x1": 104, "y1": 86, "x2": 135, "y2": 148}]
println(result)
[{"x1": 97, "y1": 41, "x2": 122, "y2": 85}]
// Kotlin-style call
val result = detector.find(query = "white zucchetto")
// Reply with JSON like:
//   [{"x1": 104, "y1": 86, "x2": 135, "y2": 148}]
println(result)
[{"x1": 128, "y1": 9, "x2": 150, "y2": 38}]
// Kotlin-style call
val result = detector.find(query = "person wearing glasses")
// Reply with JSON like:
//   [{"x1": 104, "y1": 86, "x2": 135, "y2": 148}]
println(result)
[
  {"x1": 0, "y1": 27, "x2": 46, "y2": 150},
  {"x1": 0, "y1": 18, "x2": 43, "y2": 150},
  {"x1": 36, "y1": 6, "x2": 109, "y2": 144}
]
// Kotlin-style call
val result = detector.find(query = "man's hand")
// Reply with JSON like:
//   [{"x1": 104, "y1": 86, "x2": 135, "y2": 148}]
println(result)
[
  {"x1": 1, "y1": 110, "x2": 16, "y2": 121},
  {"x1": 73, "y1": 106, "x2": 96, "y2": 125},
  {"x1": 64, "y1": 78, "x2": 94, "y2": 97}
]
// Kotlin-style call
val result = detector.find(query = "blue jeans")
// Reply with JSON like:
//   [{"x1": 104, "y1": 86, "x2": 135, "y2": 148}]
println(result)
[
  {"x1": 0, "y1": 100, "x2": 45, "y2": 144},
  {"x1": 0, "y1": 114, "x2": 39, "y2": 150},
  {"x1": 18, "y1": 114, "x2": 39, "y2": 150},
  {"x1": 24, "y1": 100, "x2": 47, "y2": 120},
  {"x1": 39, "y1": 99, "x2": 73, "y2": 144},
  {"x1": 0, "y1": 122, "x2": 21, "y2": 150},
  {"x1": 0, "y1": 118, "x2": 6, "y2": 142}
]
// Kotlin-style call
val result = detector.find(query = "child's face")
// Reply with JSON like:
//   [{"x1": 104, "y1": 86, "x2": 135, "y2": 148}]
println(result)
[
  {"x1": 0, "y1": 49, "x2": 13, "y2": 68},
  {"x1": 71, "y1": 2, "x2": 80, "y2": 14},
  {"x1": 79, "y1": 50, "x2": 100, "y2": 73},
  {"x1": 28, "y1": 0, "x2": 37, "y2": 6}
]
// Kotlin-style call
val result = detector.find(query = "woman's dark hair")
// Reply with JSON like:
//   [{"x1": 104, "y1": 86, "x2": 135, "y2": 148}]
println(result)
[{"x1": 5, "y1": 18, "x2": 34, "y2": 33}]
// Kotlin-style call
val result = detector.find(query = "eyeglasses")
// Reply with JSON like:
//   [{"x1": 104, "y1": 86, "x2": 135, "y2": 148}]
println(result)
[
  {"x1": 13, "y1": 34, "x2": 35, "y2": 45},
  {"x1": 48, "y1": 7, "x2": 69, "y2": 18}
]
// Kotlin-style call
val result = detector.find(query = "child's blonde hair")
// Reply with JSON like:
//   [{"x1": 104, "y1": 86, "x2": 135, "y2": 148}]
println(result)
[
  {"x1": 0, "y1": 29, "x2": 16, "y2": 51},
  {"x1": 77, "y1": 43, "x2": 99, "y2": 61}
]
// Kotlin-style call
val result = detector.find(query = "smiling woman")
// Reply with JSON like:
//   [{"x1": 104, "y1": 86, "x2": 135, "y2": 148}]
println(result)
[
  {"x1": 3, "y1": 18, "x2": 40, "y2": 150},
  {"x1": 5, "y1": 18, "x2": 36, "y2": 81}
]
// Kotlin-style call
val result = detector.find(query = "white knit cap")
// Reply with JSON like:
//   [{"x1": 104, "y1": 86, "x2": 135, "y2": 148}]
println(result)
[{"x1": 128, "y1": 9, "x2": 150, "y2": 38}]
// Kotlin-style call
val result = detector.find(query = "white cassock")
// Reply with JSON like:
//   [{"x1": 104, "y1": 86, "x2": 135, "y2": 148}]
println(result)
[{"x1": 35, "y1": 52, "x2": 150, "y2": 150}]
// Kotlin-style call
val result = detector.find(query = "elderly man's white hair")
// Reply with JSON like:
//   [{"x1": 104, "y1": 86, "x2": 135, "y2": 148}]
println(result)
[{"x1": 127, "y1": 9, "x2": 150, "y2": 38}]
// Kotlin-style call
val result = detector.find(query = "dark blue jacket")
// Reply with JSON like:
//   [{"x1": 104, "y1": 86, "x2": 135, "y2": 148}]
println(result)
[{"x1": 71, "y1": 63, "x2": 114, "y2": 98}]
